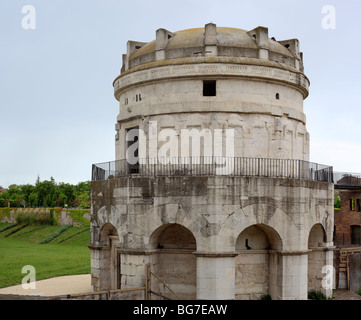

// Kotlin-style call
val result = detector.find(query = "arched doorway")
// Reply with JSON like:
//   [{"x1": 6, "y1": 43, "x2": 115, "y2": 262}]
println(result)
[
  {"x1": 99, "y1": 223, "x2": 120, "y2": 291},
  {"x1": 235, "y1": 224, "x2": 282, "y2": 300},
  {"x1": 308, "y1": 223, "x2": 327, "y2": 293},
  {"x1": 150, "y1": 223, "x2": 197, "y2": 299}
]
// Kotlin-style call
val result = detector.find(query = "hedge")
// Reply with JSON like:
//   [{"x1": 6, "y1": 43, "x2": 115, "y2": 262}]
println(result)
[
  {"x1": 0, "y1": 223, "x2": 18, "y2": 233},
  {"x1": 40, "y1": 225, "x2": 72, "y2": 244}
]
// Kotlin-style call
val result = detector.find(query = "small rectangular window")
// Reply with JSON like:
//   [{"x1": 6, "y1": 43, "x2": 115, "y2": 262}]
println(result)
[
  {"x1": 351, "y1": 225, "x2": 361, "y2": 245},
  {"x1": 357, "y1": 199, "x2": 361, "y2": 212},
  {"x1": 350, "y1": 199, "x2": 355, "y2": 211},
  {"x1": 203, "y1": 80, "x2": 216, "y2": 96}
]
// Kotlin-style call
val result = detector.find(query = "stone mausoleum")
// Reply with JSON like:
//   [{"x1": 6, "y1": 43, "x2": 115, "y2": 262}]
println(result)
[{"x1": 90, "y1": 24, "x2": 334, "y2": 300}]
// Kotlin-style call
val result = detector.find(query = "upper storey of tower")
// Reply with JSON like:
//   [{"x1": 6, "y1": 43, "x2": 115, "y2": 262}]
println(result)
[{"x1": 114, "y1": 23, "x2": 309, "y2": 100}]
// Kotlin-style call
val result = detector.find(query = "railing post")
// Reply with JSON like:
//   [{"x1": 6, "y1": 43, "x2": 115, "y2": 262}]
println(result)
[
  {"x1": 145, "y1": 264, "x2": 150, "y2": 300},
  {"x1": 298, "y1": 160, "x2": 301, "y2": 180}
]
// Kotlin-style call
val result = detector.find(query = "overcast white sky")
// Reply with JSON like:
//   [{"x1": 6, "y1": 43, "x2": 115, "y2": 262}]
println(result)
[{"x1": 0, "y1": 0, "x2": 360, "y2": 187}]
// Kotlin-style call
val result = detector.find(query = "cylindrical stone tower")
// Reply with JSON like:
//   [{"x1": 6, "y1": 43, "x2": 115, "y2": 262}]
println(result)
[
  {"x1": 90, "y1": 24, "x2": 334, "y2": 301},
  {"x1": 113, "y1": 23, "x2": 310, "y2": 162}
]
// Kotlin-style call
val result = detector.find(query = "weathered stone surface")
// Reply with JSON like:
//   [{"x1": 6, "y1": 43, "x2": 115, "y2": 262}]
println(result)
[{"x1": 90, "y1": 24, "x2": 334, "y2": 300}]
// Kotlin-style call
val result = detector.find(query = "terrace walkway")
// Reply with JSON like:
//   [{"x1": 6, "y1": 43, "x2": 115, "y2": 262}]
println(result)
[{"x1": 92, "y1": 156, "x2": 333, "y2": 183}]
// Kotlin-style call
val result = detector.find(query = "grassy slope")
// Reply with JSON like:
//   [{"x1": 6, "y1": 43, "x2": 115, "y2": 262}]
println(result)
[{"x1": 0, "y1": 223, "x2": 90, "y2": 288}]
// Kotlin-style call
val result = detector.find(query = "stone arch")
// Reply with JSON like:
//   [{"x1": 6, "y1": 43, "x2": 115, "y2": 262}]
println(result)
[
  {"x1": 308, "y1": 223, "x2": 327, "y2": 294},
  {"x1": 235, "y1": 224, "x2": 282, "y2": 251},
  {"x1": 100, "y1": 222, "x2": 119, "y2": 244},
  {"x1": 149, "y1": 223, "x2": 197, "y2": 299},
  {"x1": 235, "y1": 223, "x2": 283, "y2": 300},
  {"x1": 308, "y1": 223, "x2": 327, "y2": 248},
  {"x1": 95, "y1": 205, "x2": 125, "y2": 241},
  {"x1": 222, "y1": 203, "x2": 296, "y2": 251},
  {"x1": 143, "y1": 203, "x2": 202, "y2": 247},
  {"x1": 96, "y1": 222, "x2": 120, "y2": 291},
  {"x1": 149, "y1": 223, "x2": 197, "y2": 250},
  {"x1": 304, "y1": 204, "x2": 332, "y2": 246}
]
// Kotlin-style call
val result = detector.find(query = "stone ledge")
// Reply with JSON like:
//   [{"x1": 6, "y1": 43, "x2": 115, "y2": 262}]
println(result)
[
  {"x1": 114, "y1": 61, "x2": 309, "y2": 99},
  {"x1": 193, "y1": 251, "x2": 239, "y2": 258},
  {"x1": 88, "y1": 244, "x2": 110, "y2": 250}
]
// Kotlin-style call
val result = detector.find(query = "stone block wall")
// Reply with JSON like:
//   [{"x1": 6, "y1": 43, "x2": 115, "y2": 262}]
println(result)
[
  {"x1": 90, "y1": 175, "x2": 334, "y2": 300},
  {"x1": 0, "y1": 208, "x2": 90, "y2": 227}
]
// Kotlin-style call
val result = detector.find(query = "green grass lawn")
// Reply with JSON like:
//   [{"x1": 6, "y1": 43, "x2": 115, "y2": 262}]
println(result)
[{"x1": 0, "y1": 223, "x2": 90, "y2": 288}]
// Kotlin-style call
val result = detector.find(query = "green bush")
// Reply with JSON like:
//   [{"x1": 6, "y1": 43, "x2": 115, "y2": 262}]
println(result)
[
  {"x1": 356, "y1": 288, "x2": 361, "y2": 296},
  {"x1": 308, "y1": 290, "x2": 327, "y2": 300},
  {"x1": 0, "y1": 208, "x2": 12, "y2": 220},
  {"x1": 40, "y1": 225, "x2": 71, "y2": 244},
  {"x1": 259, "y1": 294, "x2": 272, "y2": 300},
  {"x1": 15, "y1": 210, "x2": 54, "y2": 225}
]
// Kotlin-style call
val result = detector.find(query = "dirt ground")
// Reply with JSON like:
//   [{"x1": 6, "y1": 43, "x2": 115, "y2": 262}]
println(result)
[{"x1": 333, "y1": 289, "x2": 361, "y2": 300}]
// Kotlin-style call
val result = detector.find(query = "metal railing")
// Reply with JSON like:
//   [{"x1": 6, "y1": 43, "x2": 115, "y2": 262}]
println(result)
[
  {"x1": 92, "y1": 157, "x2": 333, "y2": 183},
  {"x1": 334, "y1": 172, "x2": 361, "y2": 187}
]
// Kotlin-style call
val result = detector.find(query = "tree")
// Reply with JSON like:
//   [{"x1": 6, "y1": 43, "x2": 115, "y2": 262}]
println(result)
[
  {"x1": 28, "y1": 192, "x2": 39, "y2": 208},
  {"x1": 0, "y1": 192, "x2": 9, "y2": 207},
  {"x1": 57, "y1": 183, "x2": 75, "y2": 207},
  {"x1": 0, "y1": 178, "x2": 90, "y2": 208},
  {"x1": 7, "y1": 185, "x2": 23, "y2": 207},
  {"x1": 20, "y1": 184, "x2": 35, "y2": 207},
  {"x1": 55, "y1": 192, "x2": 67, "y2": 207},
  {"x1": 76, "y1": 191, "x2": 90, "y2": 208},
  {"x1": 35, "y1": 179, "x2": 56, "y2": 207}
]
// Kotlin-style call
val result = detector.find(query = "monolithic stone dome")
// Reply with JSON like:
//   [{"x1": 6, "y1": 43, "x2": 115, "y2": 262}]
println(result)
[{"x1": 119, "y1": 25, "x2": 305, "y2": 76}]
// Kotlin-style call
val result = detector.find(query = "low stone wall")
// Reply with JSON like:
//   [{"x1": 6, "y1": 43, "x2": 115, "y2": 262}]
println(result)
[
  {"x1": 0, "y1": 208, "x2": 90, "y2": 227},
  {"x1": 54, "y1": 287, "x2": 146, "y2": 300}
]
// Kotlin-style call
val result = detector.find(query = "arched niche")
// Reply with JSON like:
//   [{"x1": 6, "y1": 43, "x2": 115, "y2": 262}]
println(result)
[
  {"x1": 235, "y1": 224, "x2": 283, "y2": 300},
  {"x1": 149, "y1": 223, "x2": 197, "y2": 299}
]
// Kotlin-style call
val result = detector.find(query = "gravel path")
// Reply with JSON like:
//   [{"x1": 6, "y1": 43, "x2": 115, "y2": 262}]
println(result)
[{"x1": 0, "y1": 274, "x2": 91, "y2": 299}]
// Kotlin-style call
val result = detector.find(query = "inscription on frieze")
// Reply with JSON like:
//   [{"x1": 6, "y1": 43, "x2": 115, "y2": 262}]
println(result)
[{"x1": 115, "y1": 63, "x2": 308, "y2": 93}]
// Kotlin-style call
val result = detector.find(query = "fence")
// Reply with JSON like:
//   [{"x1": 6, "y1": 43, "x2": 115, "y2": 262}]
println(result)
[{"x1": 92, "y1": 156, "x2": 333, "y2": 183}]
